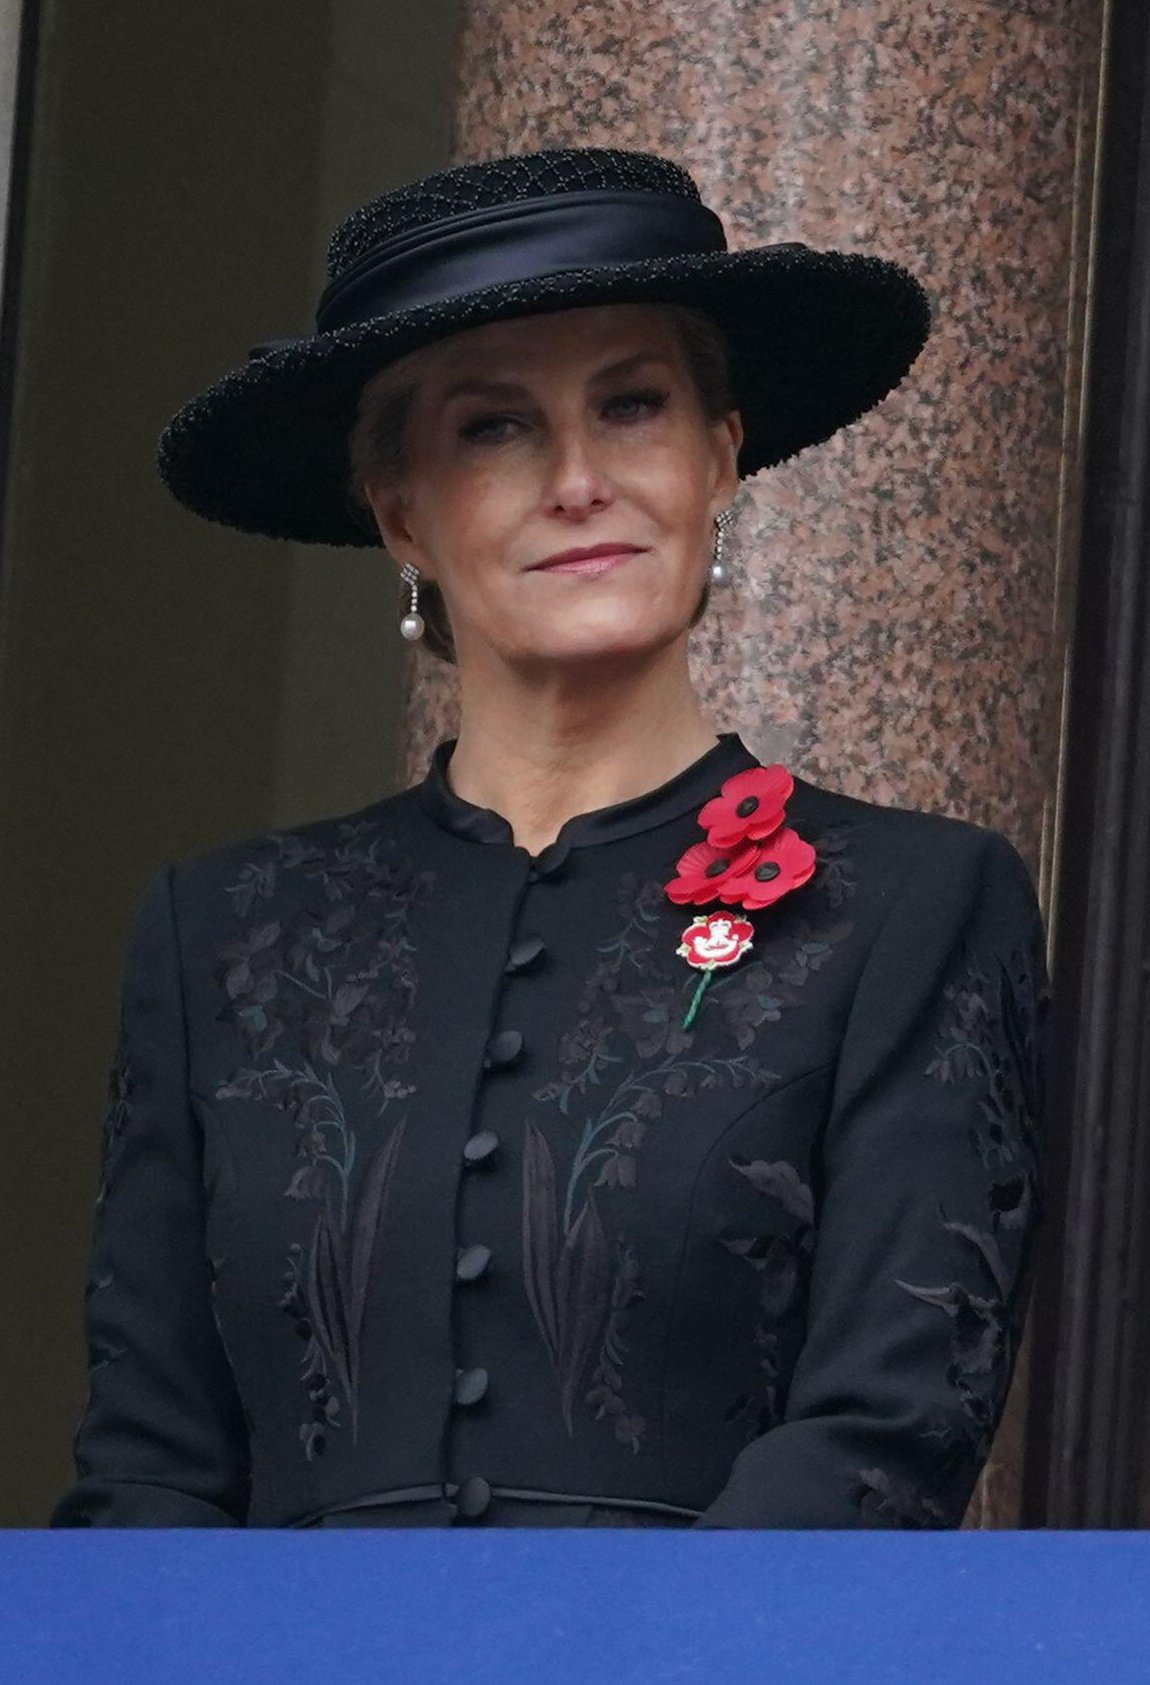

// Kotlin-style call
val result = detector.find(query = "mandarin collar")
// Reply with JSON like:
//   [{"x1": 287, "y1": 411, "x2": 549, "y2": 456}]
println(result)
[{"x1": 417, "y1": 731, "x2": 762, "y2": 851}]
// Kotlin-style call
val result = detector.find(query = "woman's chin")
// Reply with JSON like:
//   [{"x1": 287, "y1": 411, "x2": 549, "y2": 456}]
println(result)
[{"x1": 505, "y1": 622, "x2": 681, "y2": 668}]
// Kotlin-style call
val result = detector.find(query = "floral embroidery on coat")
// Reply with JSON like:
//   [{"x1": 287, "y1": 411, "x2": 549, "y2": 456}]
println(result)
[
  {"x1": 78, "y1": 1027, "x2": 136, "y2": 1393},
  {"x1": 720, "y1": 1156, "x2": 816, "y2": 1442},
  {"x1": 95, "y1": 1024, "x2": 134, "y2": 1216},
  {"x1": 855, "y1": 1466, "x2": 949, "y2": 1528},
  {"x1": 522, "y1": 824, "x2": 857, "y2": 1450},
  {"x1": 875, "y1": 919, "x2": 1049, "y2": 1515},
  {"x1": 212, "y1": 818, "x2": 433, "y2": 1458}
]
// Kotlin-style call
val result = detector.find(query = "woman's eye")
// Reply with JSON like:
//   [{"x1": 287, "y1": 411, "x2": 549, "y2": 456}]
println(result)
[
  {"x1": 455, "y1": 387, "x2": 667, "y2": 441},
  {"x1": 458, "y1": 412, "x2": 520, "y2": 442},
  {"x1": 606, "y1": 387, "x2": 669, "y2": 419}
]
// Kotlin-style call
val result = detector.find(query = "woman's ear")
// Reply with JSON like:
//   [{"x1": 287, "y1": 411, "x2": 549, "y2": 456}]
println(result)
[
  {"x1": 363, "y1": 481, "x2": 419, "y2": 567},
  {"x1": 711, "y1": 408, "x2": 744, "y2": 512}
]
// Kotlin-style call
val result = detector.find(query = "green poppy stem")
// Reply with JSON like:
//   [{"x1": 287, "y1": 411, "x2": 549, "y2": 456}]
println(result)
[{"x1": 681, "y1": 969, "x2": 714, "y2": 1030}]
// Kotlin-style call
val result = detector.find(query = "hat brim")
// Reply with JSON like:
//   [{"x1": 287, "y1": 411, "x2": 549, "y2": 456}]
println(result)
[{"x1": 157, "y1": 244, "x2": 931, "y2": 547}]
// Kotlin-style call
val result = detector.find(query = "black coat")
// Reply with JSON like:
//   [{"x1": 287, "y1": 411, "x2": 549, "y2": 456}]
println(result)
[{"x1": 50, "y1": 732, "x2": 1050, "y2": 1529}]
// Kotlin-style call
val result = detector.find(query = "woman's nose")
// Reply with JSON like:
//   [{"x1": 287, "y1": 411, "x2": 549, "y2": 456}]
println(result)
[{"x1": 542, "y1": 422, "x2": 612, "y2": 512}]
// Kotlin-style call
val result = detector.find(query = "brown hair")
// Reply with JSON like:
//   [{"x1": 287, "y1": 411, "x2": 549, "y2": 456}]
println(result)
[{"x1": 347, "y1": 303, "x2": 737, "y2": 664}]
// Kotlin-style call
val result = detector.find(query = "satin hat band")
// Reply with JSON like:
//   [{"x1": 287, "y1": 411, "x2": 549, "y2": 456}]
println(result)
[{"x1": 249, "y1": 189, "x2": 805, "y2": 358}]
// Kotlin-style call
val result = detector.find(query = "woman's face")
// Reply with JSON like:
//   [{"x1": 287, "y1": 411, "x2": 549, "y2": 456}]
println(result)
[{"x1": 364, "y1": 302, "x2": 743, "y2": 673}]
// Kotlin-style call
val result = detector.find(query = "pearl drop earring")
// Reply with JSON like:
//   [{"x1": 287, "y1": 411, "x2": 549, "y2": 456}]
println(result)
[
  {"x1": 399, "y1": 562, "x2": 425, "y2": 640},
  {"x1": 710, "y1": 509, "x2": 735, "y2": 585}
]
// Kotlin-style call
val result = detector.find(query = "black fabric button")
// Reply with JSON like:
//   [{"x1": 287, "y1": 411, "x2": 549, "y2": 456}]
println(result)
[
  {"x1": 457, "y1": 1475, "x2": 492, "y2": 1518},
  {"x1": 527, "y1": 840, "x2": 570, "y2": 881},
  {"x1": 455, "y1": 1243, "x2": 492, "y2": 1281},
  {"x1": 505, "y1": 933, "x2": 546, "y2": 973},
  {"x1": 462, "y1": 1129, "x2": 500, "y2": 1166},
  {"x1": 483, "y1": 1028, "x2": 523, "y2": 1070},
  {"x1": 453, "y1": 1366, "x2": 490, "y2": 1406}
]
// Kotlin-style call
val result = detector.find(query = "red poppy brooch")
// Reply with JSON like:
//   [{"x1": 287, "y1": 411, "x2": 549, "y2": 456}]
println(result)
[{"x1": 664, "y1": 763, "x2": 816, "y2": 1029}]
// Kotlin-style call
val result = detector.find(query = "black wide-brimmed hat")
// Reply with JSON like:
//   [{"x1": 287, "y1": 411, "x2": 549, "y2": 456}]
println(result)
[{"x1": 157, "y1": 146, "x2": 931, "y2": 547}]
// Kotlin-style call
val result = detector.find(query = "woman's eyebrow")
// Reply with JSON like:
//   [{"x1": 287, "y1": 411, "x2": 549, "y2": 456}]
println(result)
[
  {"x1": 440, "y1": 377, "x2": 531, "y2": 403},
  {"x1": 596, "y1": 351, "x2": 674, "y2": 379},
  {"x1": 439, "y1": 351, "x2": 673, "y2": 404}
]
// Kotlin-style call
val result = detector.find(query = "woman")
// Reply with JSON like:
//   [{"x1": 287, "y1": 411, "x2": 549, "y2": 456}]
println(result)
[{"x1": 51, "y1": 146, "x2": 1050, "y2": 1529}]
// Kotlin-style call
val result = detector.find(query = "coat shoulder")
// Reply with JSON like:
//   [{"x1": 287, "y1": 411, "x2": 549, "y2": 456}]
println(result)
[
  {"x1": 181, "y1": 785, "x2": 417, "y2": 868},
  {"x1": 790, "y1": 772, "x2": 1031, "y2": 881},
  {"x1": 161, "y1": 783, "x2": 425, "y2": 926}
]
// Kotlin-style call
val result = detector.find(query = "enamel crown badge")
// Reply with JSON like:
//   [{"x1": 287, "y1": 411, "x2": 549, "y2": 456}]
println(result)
[{"x1": 663, "y1": 763, "x2": 816, "y2": 1029}]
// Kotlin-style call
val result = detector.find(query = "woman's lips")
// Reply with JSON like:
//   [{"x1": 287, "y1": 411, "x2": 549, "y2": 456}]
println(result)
[{"x1": 530, "y1": 550, "x2": 640, "y2": 577}]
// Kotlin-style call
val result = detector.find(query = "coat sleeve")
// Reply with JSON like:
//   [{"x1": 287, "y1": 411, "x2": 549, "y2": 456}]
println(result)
[
  {"x1": 692, "y1": 825, "x2": 1051, "y2": 1528},
  {"x1": 49, "y1": 864, "x2": 251, "y2": 1526}
]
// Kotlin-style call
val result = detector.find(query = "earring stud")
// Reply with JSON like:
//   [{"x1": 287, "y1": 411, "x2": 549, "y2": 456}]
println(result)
[{"x1": 399, "y1": 562, "x2": 425, "y2": 640}]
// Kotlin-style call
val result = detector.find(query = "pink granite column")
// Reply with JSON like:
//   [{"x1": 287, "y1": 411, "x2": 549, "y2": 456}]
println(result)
[{"x1": 403, "y1": 0, "x2": 1102, "y2": 1524}]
